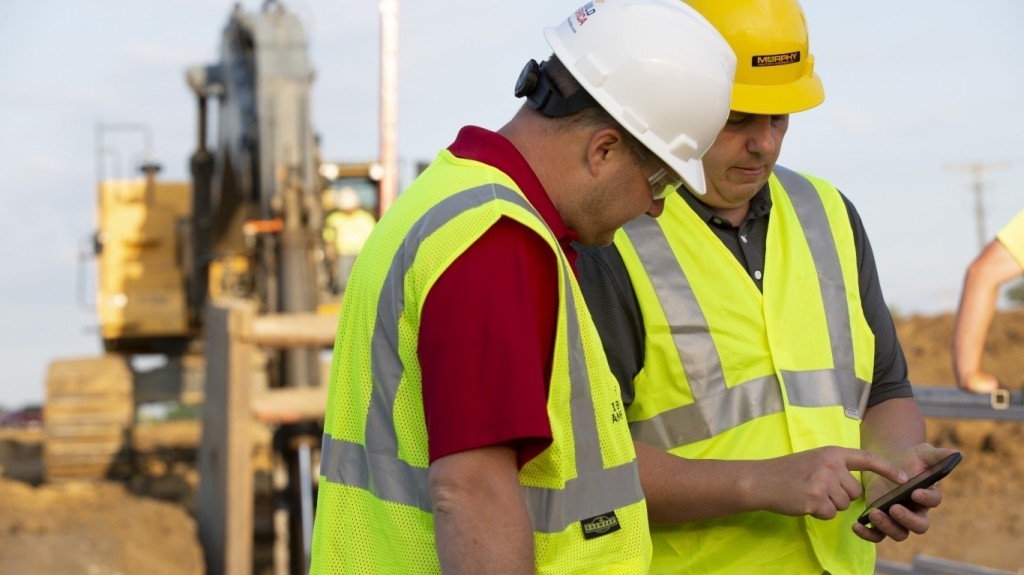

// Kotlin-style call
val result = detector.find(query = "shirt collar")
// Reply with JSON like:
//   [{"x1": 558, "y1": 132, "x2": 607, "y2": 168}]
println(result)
[
  {"x1": 679, "y1": 182, "x2": 773, "y2": 226},
  {"x1": 447, "y1": 126, "x2": 577, "y2": 248},
  {"x1": 749, "y1": 184, "x2": 773, "y2": 218}
]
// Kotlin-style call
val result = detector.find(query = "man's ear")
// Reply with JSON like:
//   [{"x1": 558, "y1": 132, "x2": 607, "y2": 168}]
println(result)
[{"x1": 585, "y1": 127, "x2": 629, "y2": 177}]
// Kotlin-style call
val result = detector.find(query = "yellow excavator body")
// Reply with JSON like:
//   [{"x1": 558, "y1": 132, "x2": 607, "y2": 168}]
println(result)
[{"x1": 95, "y1": 177, "x2": 192, "y2": 346}]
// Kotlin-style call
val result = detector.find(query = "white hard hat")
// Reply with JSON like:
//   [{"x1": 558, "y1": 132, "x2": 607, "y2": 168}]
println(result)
[
  {"x1": 543, "y1": 0, "x2": 735, "y2": 195},
  {"x1": 335, "y1": 187, "x2": 361, "y2": 211}
]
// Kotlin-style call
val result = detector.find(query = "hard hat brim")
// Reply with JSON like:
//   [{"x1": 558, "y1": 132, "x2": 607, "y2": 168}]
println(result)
[
  {"x1": 677, "y1": 157, "x2": 707, "y2": 196},
  {"x1": 731, "y1": 73, "x2": 825, "y2": 115}
]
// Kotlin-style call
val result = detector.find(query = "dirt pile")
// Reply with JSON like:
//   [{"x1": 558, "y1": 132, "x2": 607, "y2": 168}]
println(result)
[
  {"x1": 0, "y1": 310, "x2": 1021, "y2": 574},
  {"x1": 0, "y1": 421, "x2": 205, "y2": 575},
  {"x1": 0, "y1": 476, "x2": 204, "y2": 575}
]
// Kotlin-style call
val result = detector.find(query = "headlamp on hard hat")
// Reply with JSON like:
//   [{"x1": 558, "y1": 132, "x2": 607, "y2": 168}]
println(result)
[{"x1": 514, "y1": 59, "x2": 598, "y2": 118}]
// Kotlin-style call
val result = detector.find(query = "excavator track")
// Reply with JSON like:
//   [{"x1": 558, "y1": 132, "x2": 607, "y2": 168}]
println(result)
[{"x1": 44, "y1": 355, "x2": 134, "y2": 481}]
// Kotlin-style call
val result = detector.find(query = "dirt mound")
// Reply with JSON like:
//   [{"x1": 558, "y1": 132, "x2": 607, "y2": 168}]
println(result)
[
  {"x1": 0, "y1": 422, "x2": 205, "y2": 575},
  {"x1": 0, "y1": 477, "x2": 204, "y2": 575}
]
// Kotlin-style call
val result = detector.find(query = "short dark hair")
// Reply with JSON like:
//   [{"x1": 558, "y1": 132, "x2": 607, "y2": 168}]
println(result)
[{"x1": 541, "y1": 55, "x2": 650, "y2": 166}]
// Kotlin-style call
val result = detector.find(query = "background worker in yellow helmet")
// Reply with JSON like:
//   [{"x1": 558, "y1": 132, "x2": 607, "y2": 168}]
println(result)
[
  {"x1": 577, "y1": 0, "x2": 957, "y2": 573},
  {"x1": 953, "y1": 210, "x2": 1024, "y2": 393},
  {"x1": 309, "y1": 1, "x2": 740, "y2": 573},
  {"x1": 322, "y1": 186, "x2": 376, "y2": 294}
]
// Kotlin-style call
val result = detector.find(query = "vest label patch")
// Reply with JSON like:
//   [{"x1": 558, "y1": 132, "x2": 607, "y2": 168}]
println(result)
[
  {"x1": 752, "y1": 51, "x2": 801, "y2": 67},
  {"x1": 580, "y1": 511, "x2": 621, "y2": 540}
]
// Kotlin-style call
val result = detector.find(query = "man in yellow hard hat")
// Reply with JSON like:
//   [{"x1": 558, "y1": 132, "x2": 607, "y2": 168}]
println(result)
[
  {"x1": 953, "y1": 210, "x2": 1024, "y2": 393},
  {"x1": 309, "y1": 1, "x2": 744, "y2": 573},
  {"x1": 577, "y1": 0, "x2": 957, "y2": 573}
]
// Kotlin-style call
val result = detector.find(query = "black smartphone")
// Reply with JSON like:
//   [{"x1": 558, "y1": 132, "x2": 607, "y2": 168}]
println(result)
[{"x1": 857, "y1": 452, "x2": 962, "y2": 526}]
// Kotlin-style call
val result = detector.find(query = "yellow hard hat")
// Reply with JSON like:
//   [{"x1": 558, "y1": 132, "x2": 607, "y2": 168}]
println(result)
[{"x1": 685, "y1": 0, "x2": 824, "y2": 115}]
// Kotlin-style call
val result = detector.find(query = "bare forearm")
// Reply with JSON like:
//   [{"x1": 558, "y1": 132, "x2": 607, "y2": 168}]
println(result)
[
  {"x1": 636, "y1": 441, "x2": 760, "y2": 523},
  {"x1": 952, "y1": 265, "x2": 1000, "y2": 383},
  {"x1": 861, "y1": 397, "x2": 925, "y2": 463},
  {"x1": 431, "y1": 447, "x2": 534, "y2": 574},
  {"x1": 952, "y1": 241, "x2": 1024, "y2": 387}
]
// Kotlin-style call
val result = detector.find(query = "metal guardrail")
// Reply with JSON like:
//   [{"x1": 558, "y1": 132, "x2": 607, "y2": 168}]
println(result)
[
  {"x1": 914, "y1": 386, "x2": 1024, "y2": 421},
  {"x1": 877, "y1": 555, "x2": 1019, "y2": 574}
]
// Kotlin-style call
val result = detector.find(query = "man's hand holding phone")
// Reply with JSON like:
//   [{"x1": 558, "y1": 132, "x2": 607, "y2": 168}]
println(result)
[{"x1": 853, "y1": 445, "x2": 961, "y2": 543}]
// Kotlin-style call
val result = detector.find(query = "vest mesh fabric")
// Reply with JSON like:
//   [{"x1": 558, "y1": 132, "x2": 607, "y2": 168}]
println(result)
[{"x1": 310, "y1": 151, "x2": 650, "y2": 574}]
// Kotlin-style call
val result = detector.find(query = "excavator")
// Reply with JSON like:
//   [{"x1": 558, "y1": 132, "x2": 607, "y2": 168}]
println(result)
[{"x1": 42, "y1": 2, "x2": 379, "y2": 572}]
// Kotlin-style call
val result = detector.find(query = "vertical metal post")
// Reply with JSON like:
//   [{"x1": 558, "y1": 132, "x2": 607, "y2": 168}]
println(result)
[
  {"x1": 947, "y1": 161, "x2": 1013, "y2": 251},
  {"x1": 379, "y1": 0, "x2": 400, "y2": 216},
  {"x1": 970, "y1": 166, "x2": 987, "y2": 251}
]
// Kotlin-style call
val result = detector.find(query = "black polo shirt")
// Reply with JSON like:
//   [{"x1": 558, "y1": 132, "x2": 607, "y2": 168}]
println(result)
[{"x1": 576, "y1": 183, "x2": 912, "y2": 408}]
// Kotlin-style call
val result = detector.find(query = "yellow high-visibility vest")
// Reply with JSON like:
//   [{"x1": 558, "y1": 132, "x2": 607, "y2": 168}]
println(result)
[
  {"x1": 310, "y1": 149, "x2": 652, "y2": 574},
  {"x1": 323, "y1": 208, "x2": 376, "y2": 255},
  {"x1": 615, "y1": 166, "x2": 875, "y2": 575}
]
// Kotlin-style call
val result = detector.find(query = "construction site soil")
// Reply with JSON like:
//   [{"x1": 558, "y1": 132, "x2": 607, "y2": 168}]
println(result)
[{"x1": 1, "y1": 309, "x2": 1022, "y2": 574}]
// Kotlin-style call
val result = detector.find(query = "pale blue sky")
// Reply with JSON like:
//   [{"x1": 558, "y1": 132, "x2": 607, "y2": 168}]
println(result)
[{"x1": 1, "y1": 0, "x2": 1022, "y2": 409}]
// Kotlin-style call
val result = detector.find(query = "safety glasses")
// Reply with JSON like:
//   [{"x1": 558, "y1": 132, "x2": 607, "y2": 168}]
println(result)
[{"x1": 646, "y1": 166, "x2": 684, "y2": 200}]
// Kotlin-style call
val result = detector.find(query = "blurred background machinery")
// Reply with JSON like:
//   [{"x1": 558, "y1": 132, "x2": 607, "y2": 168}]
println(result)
[{"x1": 42, "y1": 1, "x2": 391, "y2": 573}]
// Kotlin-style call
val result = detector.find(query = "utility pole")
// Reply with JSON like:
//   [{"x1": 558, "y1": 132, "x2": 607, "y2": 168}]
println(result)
[
  {"x1": 946, "y1": 161, "x2": 1012, "y2": 250},
  {"x1": 379, "y1": 0, "x2": 399, "y2": 216}
]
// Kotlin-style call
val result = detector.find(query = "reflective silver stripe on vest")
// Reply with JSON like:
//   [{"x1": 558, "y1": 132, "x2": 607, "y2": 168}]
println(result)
[
  {"x1": 773, "y1": 166, "x2": 856, "y2": 388},
  {"x1": 624, "y1": 169, "x2": 869, "y2": 451},
  {"x1": 321, "y1": 184, "x2": 643, "y2": 533}
]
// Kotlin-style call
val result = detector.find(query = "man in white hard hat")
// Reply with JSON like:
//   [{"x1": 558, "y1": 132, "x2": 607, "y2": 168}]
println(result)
[
  {"x1": 310, "y1": 1, "x2": 749, "y2": 573},
  {"x1": 953, "y1": 210, "x2": 1024, "y2": 393},
  {"x1": 577, "y1": 0, "x2": 954, "y2": 573}
]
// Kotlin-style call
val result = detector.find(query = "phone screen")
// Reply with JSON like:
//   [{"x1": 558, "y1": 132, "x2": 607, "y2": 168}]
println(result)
[{"x1": 857, "y1": 452, "x2": 962, "y2": 526}]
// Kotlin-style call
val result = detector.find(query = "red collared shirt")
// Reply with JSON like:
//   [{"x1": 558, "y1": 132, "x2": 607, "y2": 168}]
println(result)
[{"x1": 419, "y1": 126, "x2": 578, "y2": 468}]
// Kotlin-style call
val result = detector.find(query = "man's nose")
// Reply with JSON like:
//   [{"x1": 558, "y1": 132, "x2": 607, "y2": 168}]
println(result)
[{"x1": 747, "y1": 116, "x2": 778, "y2": 155}]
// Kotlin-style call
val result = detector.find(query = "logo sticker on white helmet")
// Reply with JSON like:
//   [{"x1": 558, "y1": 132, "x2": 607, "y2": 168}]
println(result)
[{"x1": 569, "y1": 2, "x2": 599, "y2": 33}]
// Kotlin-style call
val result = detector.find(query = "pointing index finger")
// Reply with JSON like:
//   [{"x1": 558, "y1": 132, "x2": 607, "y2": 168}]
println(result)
[{"x1": 844, "y1": 449, "x2": 908, "y2": 484}]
